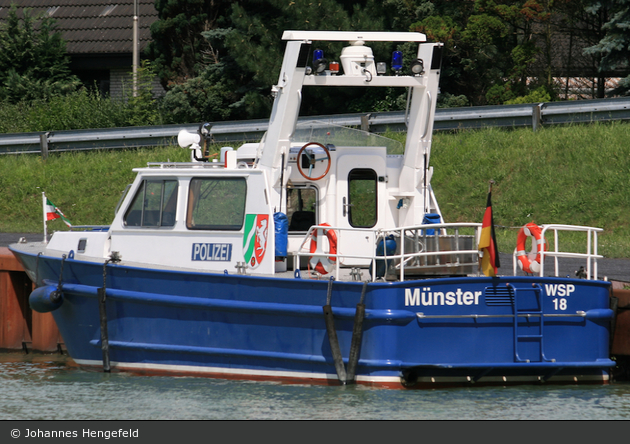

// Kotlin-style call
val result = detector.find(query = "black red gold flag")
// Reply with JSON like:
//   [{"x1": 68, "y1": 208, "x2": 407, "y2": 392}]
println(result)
[{"x1": 479, "y1": 191, "x2": 500, "y2": 277}]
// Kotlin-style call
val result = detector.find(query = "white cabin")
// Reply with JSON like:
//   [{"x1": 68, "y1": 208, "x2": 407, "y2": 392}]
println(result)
[{"x1": 45, "y1": 31, "x2": 449, "y2": 277}]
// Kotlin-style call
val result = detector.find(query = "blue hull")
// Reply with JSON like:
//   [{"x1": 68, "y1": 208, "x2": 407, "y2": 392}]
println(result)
[{"x1": 13, "y1": 249, "x2": 615, "y2": 388}]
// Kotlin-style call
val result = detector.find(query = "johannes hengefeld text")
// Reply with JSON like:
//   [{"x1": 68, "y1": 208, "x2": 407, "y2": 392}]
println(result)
[{"x1": 22, "y1": 428, "x2": 139, "y2": 439}]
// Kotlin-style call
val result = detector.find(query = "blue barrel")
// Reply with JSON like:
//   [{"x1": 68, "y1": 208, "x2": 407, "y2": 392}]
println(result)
[
  {"x1": 422, "y1": 213, "x2": 441, "y2": 235},
  {"x1": 274, "y1": 212, "x2": 288, "y2": 258},
  {"x1": 371, "y1": 235, "x2": 397, "y2": 278}
]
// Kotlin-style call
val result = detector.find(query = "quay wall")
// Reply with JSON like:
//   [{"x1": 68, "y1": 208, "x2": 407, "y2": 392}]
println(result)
[
  {"x1": 0, "y1": 247, "x2": 63, "y2": 353},
  {"x1": 612, "y1": 289, "x2": 630, "y2": 357}
]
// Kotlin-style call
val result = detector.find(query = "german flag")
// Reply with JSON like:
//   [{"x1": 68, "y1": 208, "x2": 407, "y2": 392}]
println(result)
[{"x1": 479, "y1": 190, "x2": 500, "y2": 277}]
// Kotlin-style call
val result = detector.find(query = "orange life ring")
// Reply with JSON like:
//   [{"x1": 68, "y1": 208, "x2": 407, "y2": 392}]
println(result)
[
  {"x1": 309, "y1": 223, "x2": 338, "y2": 274},
  {"x1": 516, "y1": 222, "x2": 547, "y2": 274}
]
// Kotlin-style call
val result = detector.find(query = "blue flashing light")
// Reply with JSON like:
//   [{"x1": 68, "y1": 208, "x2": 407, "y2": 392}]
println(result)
[
  {"x1": 392, "y1": 51, "x2": 403, "y2": 72},
  {"x1": 312, "y1": 49, "x2": 327, "y2": 74}
]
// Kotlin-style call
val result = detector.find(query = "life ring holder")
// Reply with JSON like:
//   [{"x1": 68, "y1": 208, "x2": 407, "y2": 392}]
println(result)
[
  {"x1": 309, "y1": 223, "x2": 338, "y2": 275},
  {"x1": 516, "y1": 222, "x2": 548, "y2": 274},
  {"x1": 297, "y1": 142, "x2": 331, "y2": 181}
]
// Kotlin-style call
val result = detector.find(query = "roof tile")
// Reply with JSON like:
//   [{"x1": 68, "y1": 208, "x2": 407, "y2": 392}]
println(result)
[{"x1": 0, "y1": 1, "x2": 158, "y2": 54}]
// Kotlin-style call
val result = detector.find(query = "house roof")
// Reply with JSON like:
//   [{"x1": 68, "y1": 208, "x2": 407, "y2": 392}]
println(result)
[{"x1": 0, "y1": 1, "x2": 158, "y2": 55}]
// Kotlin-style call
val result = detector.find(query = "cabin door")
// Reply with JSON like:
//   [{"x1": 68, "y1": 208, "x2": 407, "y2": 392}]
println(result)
[{"x1": 335, "y1": 150, "x2": 387, "y2": 267}]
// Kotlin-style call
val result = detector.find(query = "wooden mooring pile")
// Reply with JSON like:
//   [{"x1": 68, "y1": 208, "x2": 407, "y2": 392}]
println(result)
[{"x1": 0, "y1": 247, "x2": 63, "y2": 353}]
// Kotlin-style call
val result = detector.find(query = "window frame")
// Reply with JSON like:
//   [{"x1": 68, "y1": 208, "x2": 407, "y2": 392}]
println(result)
[
  {"x1": 347, "y1": 168, "x2": 378, "y2": 228},
  {"x1": 123, "y1": 178, "x2": 178, "y2": 228},
  {"x1": 286, "y1": 185, "x2": 319, "y2": 232},
  {"x1": 186, "y1": 177, "x2": 248, "y2": 231}
]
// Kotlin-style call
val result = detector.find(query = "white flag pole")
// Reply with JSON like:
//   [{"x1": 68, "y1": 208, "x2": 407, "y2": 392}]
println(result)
[{"x1": 42, "y1": 191, "x2": 48, "y2": 243}]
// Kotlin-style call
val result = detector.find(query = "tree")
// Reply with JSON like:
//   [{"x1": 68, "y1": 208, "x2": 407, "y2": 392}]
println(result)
[
  {"x1": 146, "y1": 0, "x2": 234, "y2": 87},
  {"x1": 224, "y1": 0, "x2": 357, "y2": 118},
  {"x1": 152, "y1": 0, "x2": 623, "y2": 120},
  {"x1": 521, "y1": 0, "x2": 615, "y2": 100},
  {"x1": 583, "y1": 0, "x2": 630, "y2": 96},
  {"x1": 160, "y1": 30, "x2": 241, "y2": 124},
  {"x1": 0, "y1": 4, "x2": 80, "y2": 103},
  {"x1": 410, "y1": 1, "x2": 521, "y2": 105},
  {"x1": 156, "y1": 0, "x2": 395, "y2": 121}
]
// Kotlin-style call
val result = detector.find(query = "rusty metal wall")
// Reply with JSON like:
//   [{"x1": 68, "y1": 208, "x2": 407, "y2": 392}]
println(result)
[{"x1": 0, "y1": 248, "x2": 63, "y2": 353}]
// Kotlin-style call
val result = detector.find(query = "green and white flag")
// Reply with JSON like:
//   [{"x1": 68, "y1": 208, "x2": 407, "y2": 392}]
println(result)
[{"x1": 44, "y1": 195, "x2": 72, "y2": 227}]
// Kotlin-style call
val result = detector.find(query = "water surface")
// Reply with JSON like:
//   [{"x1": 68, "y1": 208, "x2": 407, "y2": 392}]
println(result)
[{"x1": 1, "y1": 353, "x2": 629, "y2": 420}]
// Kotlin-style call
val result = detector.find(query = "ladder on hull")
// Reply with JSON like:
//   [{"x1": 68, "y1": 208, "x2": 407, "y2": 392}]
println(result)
[{"x1": 507, "y1": 283, "x2": 554, "y2": 363}]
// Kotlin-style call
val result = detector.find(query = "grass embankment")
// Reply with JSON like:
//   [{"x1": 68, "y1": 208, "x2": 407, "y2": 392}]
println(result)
[
  {"x1": 0, "y1": 145, "x2": 189, "y2": 234},
  {"x1": 430, "y1": 122, "x2": 630, "y2": 258},
  {"x1": 1, "y1": 122, "x2": 629, "y2": 257}
]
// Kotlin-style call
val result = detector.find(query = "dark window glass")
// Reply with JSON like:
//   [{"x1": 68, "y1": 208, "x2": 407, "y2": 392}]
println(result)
[
  {"x1": 124, "y1": 180, "x2": 178, "y2": 227},
  {"x1": 187, "y1": 178, "x2": 247, "y2": 230},
  {"x1": 286, "y1": 187, "x2": 318, "y2": 232},
  {"x1": 348, "y1": 169, "x2": 377, "y2": 228}
]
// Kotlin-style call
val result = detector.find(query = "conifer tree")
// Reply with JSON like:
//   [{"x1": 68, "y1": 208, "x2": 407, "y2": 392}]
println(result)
[
  {"x1": 159, "y1": 0, "x2": 389, "y2": 121},
  {"x1": 0, "y1": 4, "x2": 79, "y2": 103},
  {"x1": 146, "y1": 0, "x2": 233, "y2": 86},
  {"x1": 584, "y1": 0, "x2": 630, "y2": 95}
]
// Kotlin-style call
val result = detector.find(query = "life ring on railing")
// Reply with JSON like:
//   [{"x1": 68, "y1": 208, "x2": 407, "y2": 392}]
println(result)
[
  {"x1": 516, "y1": 222, "x2": 547, "y2": 274},
  {"x1": 309, "y1": 223, "x2": 338, "y2": 274}
]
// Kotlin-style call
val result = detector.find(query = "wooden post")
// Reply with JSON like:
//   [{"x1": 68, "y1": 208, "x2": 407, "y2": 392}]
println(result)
[
  {"x1": 0, "y1": 247, "x2": 62, "y2": 352},
  {"x1": 0, "y1": 248, "x2": 31, "y2": 350},
  {"x1": 32, "y1": 310, "x2": 62, "y2": 352},
  {"x1": 612, "y1": 289, "x2": 630, "y2": 356}
]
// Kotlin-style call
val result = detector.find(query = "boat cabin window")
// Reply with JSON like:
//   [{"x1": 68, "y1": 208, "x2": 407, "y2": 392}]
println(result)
[
  {"x1": 124, "y1": 179, "x2": 178, "y2": 227},
  {"x1": 187, "y1": 177, "x2": 247, "y2": 230},
  {"x1": 348, "y1": 169, "x2": 377, "y2": 228},
  {"x1": 286, "y1": 186, "x2": 318, "y2": 232}
]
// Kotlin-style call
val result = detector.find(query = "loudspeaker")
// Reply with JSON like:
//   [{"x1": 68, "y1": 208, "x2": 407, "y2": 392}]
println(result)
[{"x1": 177, "y1": 129, "x2": 201, "y2": 148}]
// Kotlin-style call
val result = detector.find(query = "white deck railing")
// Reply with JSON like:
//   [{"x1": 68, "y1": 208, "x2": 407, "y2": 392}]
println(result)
[
  {"x1": 295, "y1": 222, "x2": 483, "y2": 282},
  {"x1": 511, "y1": 224, "x2": 603, "y2": 280},
  {"x1": 295, "y1": 222, "x2": 604, "y2": 282}
]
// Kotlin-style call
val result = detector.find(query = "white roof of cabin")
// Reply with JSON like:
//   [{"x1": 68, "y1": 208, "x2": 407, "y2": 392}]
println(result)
[{"x1": 281, "y1": 31, "x2": 426, "y2": 42}]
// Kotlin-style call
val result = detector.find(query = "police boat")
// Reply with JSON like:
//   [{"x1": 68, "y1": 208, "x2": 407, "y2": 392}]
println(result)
[{"x1": 10, "y1": 31, "x2": 615, "y2": 388}]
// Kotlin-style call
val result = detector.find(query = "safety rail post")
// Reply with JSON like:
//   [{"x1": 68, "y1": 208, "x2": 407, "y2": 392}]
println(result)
[
  {"x1": 399, "y1": 228, "x2": 405, "y2": 282},
  {"x1": 593, "y1": 229, "x2": 599, "y2": 280},
  {"x1": 39, "y1": 132, "x2": 49, "y2": 160},
  {"x1": 532, "y1": 103, "x2": 543, "y2": 132},
  {"x1": 587, "y1": 228, "x2": 592, "y2": 279}
]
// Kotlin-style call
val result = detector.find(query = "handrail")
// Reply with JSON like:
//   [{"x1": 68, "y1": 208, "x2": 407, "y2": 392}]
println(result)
[
  {"x1": 2, "y1": 97, "x2": 630, "y2": 155},
  {"x1": 297, "y1": 222, "x2": 604, "y2": 282},
  {"x1": 68, "y1": 225, "x2": 110, "y2": 232},
  {"x1": 295, "y1": 223, "x2": 483, "y2": 282},
  {"x1": 511, "y1": 224, "x2": 603, "y2": 280}
]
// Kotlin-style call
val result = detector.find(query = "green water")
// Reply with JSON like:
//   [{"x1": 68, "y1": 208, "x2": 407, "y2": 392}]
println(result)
[{"x1": 1, "y1": 353, "x2": 629, "y2": 420}]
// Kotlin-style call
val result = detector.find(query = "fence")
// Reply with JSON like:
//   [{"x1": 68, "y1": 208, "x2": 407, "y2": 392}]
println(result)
[{"x1": 2, "y1": 96, "x2": 630, "y2": 156}]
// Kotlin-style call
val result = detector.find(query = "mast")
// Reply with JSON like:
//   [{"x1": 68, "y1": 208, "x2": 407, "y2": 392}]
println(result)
[
  {"x1": 256, "y1": 38, "x2": 310, "y2": 212},
  {"x1": 398, "y1": 43, "x2": 443, "y2": 225},
  {"x1": 257, "y1": 31, "x2": 441, "y2": 219}
]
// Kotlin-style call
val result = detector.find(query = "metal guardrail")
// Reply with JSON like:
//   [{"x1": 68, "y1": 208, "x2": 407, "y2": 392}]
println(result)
[{"x1": 2, "y1": 96, "x2": 630, "y2": 155}]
